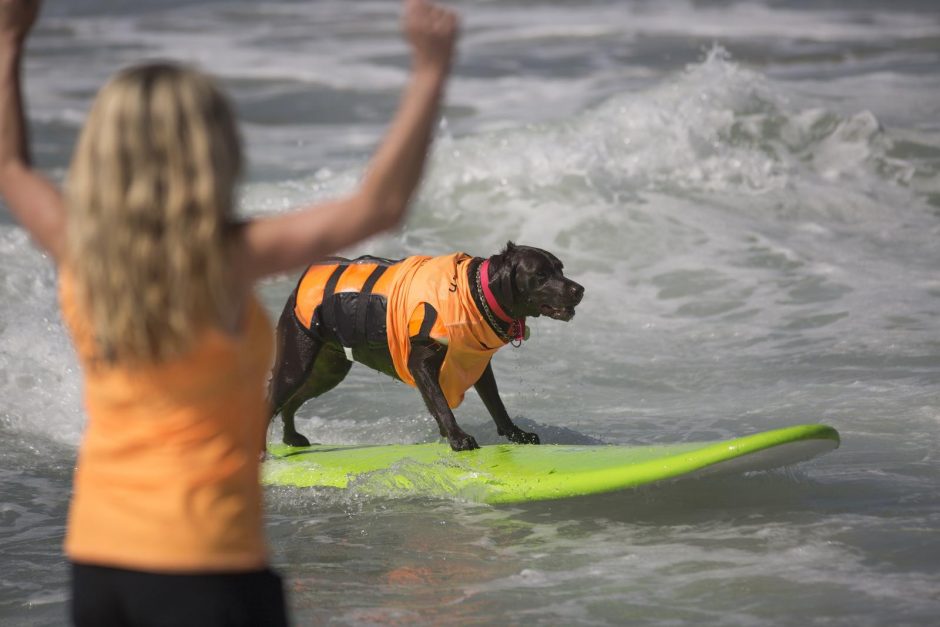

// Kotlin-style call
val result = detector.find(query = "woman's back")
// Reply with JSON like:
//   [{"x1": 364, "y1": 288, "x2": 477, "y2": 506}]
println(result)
[{"x1": 60, "y1": 270, "x2": 274, "y2": 572}]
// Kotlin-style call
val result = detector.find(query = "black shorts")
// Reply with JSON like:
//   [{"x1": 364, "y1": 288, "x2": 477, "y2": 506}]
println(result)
[{"x1": 70, "y1": 562, "x2": 288, "y2": 627}]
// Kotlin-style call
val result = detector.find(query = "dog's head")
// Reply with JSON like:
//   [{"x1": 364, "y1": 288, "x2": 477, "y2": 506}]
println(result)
[{"x1": 491, "y1": 242, "x2": 584, "y2": 321}]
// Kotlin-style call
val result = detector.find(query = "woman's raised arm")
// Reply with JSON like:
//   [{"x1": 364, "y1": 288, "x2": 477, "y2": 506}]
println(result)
[
  {"x1": 236, "y1": 0, "x2": 459, "y2": 282},
  {"x1": 0, "y1": 0, "x2": 66, "y2": 262}
]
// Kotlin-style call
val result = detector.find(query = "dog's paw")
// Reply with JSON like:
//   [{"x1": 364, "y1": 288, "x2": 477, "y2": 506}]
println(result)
[
  {"x1": 283, "y1": 432, "x2": 312, "y2": 448},
  {"x1": 504, "y1": 429, "x2": 540, "y2": 445},
  {"x1": 448, "y1": 431, "x2": 480, "y2": 452}
]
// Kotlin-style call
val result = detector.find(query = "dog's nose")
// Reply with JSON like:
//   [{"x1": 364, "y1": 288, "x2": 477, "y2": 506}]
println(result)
[{"x1": 569, "y1": 282, "x2": 584, "y2": 303}]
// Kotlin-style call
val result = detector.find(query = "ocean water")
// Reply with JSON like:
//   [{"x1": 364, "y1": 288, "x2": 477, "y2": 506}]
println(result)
[{"x1": 2, "y1": 0, "x2": 939, "y2": 625}]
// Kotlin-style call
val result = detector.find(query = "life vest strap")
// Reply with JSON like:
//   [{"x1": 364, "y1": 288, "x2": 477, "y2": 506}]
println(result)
[
  {"x1": 322, "y1": 264, "x2": 348, "y2": 303},
  {"x1": 355, "y1": 265, "x2": 388, "y2": 348}
]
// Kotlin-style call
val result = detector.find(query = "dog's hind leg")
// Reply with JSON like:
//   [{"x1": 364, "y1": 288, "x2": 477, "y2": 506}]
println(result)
[
  {"x1": 268, "y1": 293, "x2": 326, "y2": 447},
  {"x1": 276, "y1": 345, "x2": 353, "y2": 446}
]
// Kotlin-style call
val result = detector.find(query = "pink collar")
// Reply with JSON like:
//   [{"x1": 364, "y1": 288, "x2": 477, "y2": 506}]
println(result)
[{"x1": 480, "y1": 259, "x2": 526, "y2": 344}]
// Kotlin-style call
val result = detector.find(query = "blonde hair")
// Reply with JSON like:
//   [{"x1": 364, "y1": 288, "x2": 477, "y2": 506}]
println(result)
[{"x1": 66, "y1": 62, "x2": 243, "y2": 364}]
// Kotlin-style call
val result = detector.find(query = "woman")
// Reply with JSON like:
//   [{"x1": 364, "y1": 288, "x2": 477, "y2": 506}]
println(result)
[{"x1": 0, "y1": 0, "x2": 458, "y2": 624}]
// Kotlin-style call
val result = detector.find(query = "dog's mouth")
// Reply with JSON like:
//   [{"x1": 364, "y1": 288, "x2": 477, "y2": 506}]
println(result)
[{"x1": 539, "y1": 304, "x2": 576, "y2": 321}]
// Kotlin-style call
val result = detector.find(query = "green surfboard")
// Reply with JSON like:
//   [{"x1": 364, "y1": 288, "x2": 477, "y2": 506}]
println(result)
[{"x1": 263, "y1": 424, "x2": 840, "y2": 504}]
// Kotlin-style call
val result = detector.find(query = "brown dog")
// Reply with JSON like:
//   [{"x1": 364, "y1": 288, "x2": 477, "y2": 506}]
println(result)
[{"x1": 268, "y1": 242, "x2": 584, "y2": 451}]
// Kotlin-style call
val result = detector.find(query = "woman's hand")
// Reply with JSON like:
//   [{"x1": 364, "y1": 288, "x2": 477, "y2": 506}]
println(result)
[
  {"x1": 0, "y1": 0, "x2": 40, "y2": 46},
  {"x1": 403, "y1": 0, "x2": 459, "y2": 75}
]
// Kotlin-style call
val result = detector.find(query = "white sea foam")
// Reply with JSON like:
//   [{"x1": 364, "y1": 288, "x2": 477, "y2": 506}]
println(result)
[{"x1": 0, "y1": 228, "x2": 82, "y2": 446}]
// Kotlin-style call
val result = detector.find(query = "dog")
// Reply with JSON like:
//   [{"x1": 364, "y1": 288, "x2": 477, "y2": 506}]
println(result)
[{"x1": 268, "y1": 242, "x2": 584, "y2": 451}]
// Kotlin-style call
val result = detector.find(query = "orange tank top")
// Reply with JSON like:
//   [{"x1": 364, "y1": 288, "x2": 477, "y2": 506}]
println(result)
[{"x1": 59, "y1": 270, "x2": 273, "y2": 573}]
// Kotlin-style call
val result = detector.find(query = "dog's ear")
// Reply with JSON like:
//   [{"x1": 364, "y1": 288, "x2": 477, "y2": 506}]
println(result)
[{"x1": 502, "y1": 241, "x2": 517, "y2": 255}]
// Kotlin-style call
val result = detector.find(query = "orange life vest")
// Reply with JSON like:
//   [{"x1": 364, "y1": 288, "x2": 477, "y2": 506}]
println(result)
[{"x1": 293, "y1": 253, "x2": 506, "y2": 408}]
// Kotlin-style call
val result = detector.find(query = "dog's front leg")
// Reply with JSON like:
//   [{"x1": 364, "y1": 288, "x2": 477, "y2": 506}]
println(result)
[
  {"x1": 474, "y1": 362, "x2": 540, "y2": 445},
  {"x1": 408, "y1": 339, "x2": 479, "y2": 451}
]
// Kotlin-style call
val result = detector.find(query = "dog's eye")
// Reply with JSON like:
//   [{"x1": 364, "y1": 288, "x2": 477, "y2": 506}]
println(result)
[{"x1": 535, "y1": 272, "x2": 547, "y2": 283}]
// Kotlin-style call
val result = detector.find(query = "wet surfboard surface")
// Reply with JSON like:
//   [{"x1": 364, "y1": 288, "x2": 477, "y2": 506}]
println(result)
[{"x1": 263, "y1": 424, "x2": 840, "y2": 504}]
